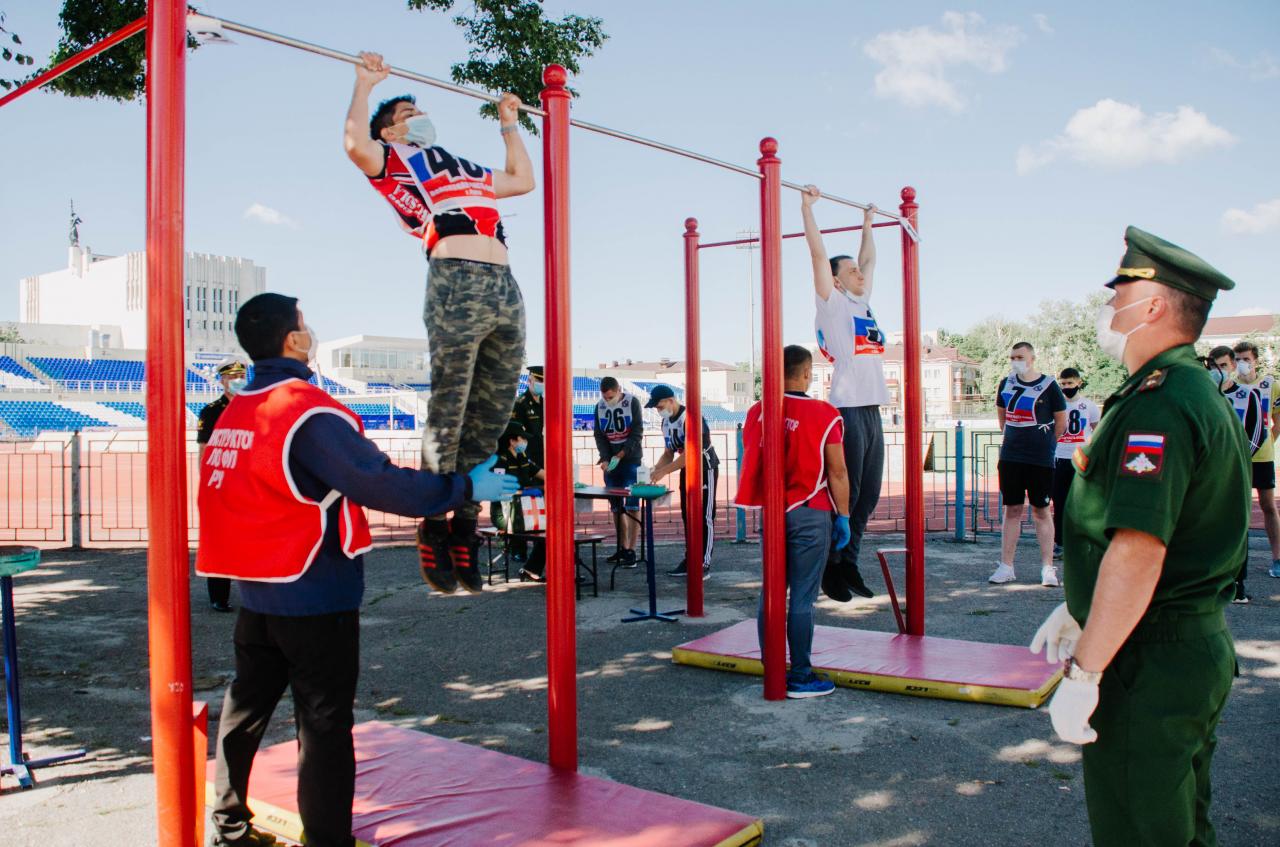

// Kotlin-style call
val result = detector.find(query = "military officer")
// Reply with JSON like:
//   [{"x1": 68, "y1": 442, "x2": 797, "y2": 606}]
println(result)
[
  {"x1": 196, "y1": 355, "x2": 249, "y2": 613},
  {"x1": 1030, "y1": 226, "x2": 1249, "y2": 846},
  {"x1": 510, "y1": 365, "x2": 545, "y2": 466}
]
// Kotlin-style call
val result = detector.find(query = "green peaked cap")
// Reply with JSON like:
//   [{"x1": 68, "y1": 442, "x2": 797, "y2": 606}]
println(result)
[{"x1": 1107, "y1": 225, "x2": 1235, "y2": 301}]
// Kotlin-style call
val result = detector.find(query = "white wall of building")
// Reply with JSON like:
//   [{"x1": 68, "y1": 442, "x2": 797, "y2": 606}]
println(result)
[{"x1": 19, "y1": 245, "x2": 265, "y2": 353}]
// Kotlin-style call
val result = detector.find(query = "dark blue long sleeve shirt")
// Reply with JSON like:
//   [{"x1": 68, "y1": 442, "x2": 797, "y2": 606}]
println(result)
[{"x1": 235, "y1": 359, "x2": 469, "y2": 616}]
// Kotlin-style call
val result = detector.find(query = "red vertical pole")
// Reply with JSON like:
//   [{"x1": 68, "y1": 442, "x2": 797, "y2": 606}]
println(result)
[
  {"x1": 540, "y1": 64, "x2": 577, "y2": 771},
  {"x1": 683, "y1": 219, "x2": 704, "y2": 617},
  {"x1": 899, "y1": 187, "x2": 925, "y2": 636},
  {"x1": 758, "y1": 139, "x2": 786, "y2": 700},
  {"x1": 145, "y1": 0, "x2": 195, "y2": 843}
]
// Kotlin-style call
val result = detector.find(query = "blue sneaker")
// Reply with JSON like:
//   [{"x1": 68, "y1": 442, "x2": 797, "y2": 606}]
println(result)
[
  {"x1": 786, "y1": 672, "x2": 836, "y2": 699},
  {"x1": 1269, "y1": 560, "x2": 1280, "y2": 579}
]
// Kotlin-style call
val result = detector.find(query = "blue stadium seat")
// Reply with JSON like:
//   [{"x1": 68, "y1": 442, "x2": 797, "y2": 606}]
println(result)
[
  {"x1": 100, "y1": 401, "x2": 148, "y2": 421},
  {"x1": 0, "y1": 401, "x2": 111, "y2": 437},
  {"x1": 0, "y1": 356, "x2": 42, "y2": 382}
]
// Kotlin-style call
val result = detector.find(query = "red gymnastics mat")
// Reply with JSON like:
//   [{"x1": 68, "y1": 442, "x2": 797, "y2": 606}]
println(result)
[
  {"x1": 673, "y1": 620, "x2": 1062, "y2": 708},
  {"x1": 205, "y1": 721, "x2": 762, "y2": 846}
]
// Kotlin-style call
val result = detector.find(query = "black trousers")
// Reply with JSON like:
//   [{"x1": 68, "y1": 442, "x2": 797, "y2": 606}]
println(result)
[
  {"x1": 207, "y1": 577, "x2": 231, "y2": 607},
  {"x1": 1051, "y1": 457, "x2": 1075, "y2": 546},
  {"x1": 678, "y1": 465, "x2": 718, "y2": 567},
  {"x1": 213, "y1": 608, "x2": 360, "y2": 847}
]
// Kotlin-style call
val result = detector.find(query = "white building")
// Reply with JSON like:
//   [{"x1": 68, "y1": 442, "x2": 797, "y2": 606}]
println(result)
[
  {"x1": 317, "y1": 335, "x2": 429, "y2": 388},
  {"x1": 594, "y1": 359, "x2": 754, "y2": 410},
  {"x1": 1200, "y1": 314, "x2": 1277, "y2": 361},
  {"x1": 19, "y1": 243, "x2": 266, "y2": 353},
  {"x1": 806, "y1": 342, "x2": 983, "y2": 422}
]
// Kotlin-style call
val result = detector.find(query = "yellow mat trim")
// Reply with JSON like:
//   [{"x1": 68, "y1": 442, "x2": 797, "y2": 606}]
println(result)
[
  {"x1": 205, "y1": 781, "x2": 373, "y2": 847},
  {"x1": 672, "y1": 646, "x2": 1062, "y2": 709},
  {"x1": 712, "y1": 820, "x2": 764, "y2": 847}
]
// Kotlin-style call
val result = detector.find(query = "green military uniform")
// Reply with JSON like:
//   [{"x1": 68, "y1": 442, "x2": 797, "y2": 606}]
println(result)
[
  {"x1": 1062, "y1": 227, "x2": 1250, "y2": 846},
  {"x1": 490, "y1": 448, "x2": 542, "y2": 532},
  {"x1": 510, "y1": 366, "x2": 545, "y2": 467}
]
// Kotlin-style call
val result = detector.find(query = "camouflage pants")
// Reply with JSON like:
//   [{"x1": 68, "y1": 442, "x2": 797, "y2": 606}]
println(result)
[{"x1": 422, "y1": 258, "x2": 526, "y2": 520}]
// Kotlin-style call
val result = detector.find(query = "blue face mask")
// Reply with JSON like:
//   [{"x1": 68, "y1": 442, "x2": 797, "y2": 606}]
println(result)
[
  {"x1": 1209, "y1": 368, "x2": 1226, "y2": 387},
  {"x1": 515, "y1": 441, "x2": 528, "y2": 454},
  {"x1": 227, "y1": 377, "x2": 248, "y2": 395},
  {"x1": 404, "y1": 114, "x2": 436, "y2": 148},
  {"x1": 531, "y1": 381, "x2": 544, "y2": 397}
]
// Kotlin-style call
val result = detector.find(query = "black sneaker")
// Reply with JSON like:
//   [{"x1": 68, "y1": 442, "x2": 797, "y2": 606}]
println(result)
[
  {"x1": 448, "y1": 532, "x2": 484, "y2": 594},
  {"x1": 1232, "y1": 582, "x2": 1251, "y2": 605},
  {"x1": 210, "y1": 601, "x2": 234, "y2": 613},
  {"x1": 417, "y1": 521, "x2": 457, "y2": 594},
  {"x1": 842, "y1": 564, "x2": 875, "y2": 599},
  {"x1": 666, "y1": 560, "x2": 688, "y2": 578},
  {"x1": 520, "y1": 567, "x2": 545, "y2": 582},
  {"x1": 212, "y1": 826, "x2": 278, "y2": 846},
  {"x1": 606, "y1": 549, "x2": 627, "y2": 563},
  {"x1": 821, "y1": 562, "x2": 853, "y2": 602},
  {"x1": 618, "y1": 549, "x2": 639, "y2": 569}
]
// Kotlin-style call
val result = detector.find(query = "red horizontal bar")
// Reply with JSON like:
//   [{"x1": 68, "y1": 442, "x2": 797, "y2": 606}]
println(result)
[
  {"x1": 698, "y1": 220, "x2": 899, "y2": 250},
  {"x1": 0, "y1": 16, "x2": 147, "y2": 109}
]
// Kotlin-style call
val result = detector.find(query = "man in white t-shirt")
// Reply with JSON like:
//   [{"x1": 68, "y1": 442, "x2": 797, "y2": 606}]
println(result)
[
  {"x1": 802, "y1": 186, "x2": 886, "y2": 601},
  {"x1": 1051, "y1": 367, "x2": 1100, "y2": 560}
]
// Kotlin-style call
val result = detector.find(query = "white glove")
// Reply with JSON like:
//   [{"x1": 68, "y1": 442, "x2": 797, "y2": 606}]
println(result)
[
  {"x1": 1029, "y1": 602, "x2": 1082, "y2": 664},
  {"x1": 1048, "y1": 676, "x2": 1099, "y2": 744}
]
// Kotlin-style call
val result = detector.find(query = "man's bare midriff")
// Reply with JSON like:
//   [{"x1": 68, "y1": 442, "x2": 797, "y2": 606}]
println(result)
[{"x1": 430, "y1": 233, "x2": 509, "y2": 266}]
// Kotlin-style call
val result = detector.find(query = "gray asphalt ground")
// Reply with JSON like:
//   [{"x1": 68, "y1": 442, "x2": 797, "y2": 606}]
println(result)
[{"x1": 1, "y1": 532, "x2": 1276, "y2": 846}]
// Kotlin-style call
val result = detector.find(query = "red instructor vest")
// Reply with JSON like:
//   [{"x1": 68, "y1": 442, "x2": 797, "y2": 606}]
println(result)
[
  {"x1": 195, "y1": 379, "x2": 373, "y2": 582},
  {"x1": 736, "y1": 394, "x2": 844, "y2": 512}
]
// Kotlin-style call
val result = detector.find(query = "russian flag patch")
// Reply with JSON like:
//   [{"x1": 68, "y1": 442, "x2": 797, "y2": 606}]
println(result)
[{"x1": 1121, "y1": 432, "x2": 1165, "y2": 477}]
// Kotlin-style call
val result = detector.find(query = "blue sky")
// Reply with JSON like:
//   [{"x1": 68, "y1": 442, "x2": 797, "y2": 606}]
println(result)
[{"x1": 2, "y1": 1, "x2": 1277, "y2": 367}]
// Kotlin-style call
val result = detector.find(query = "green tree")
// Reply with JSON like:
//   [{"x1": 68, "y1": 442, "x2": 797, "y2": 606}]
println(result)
[
  {"x1": 37, "y1": 1, "x2": 606, "y2": 120},
  {"x1": 0, "y1": 324, "x2": 23, "y2": 343},
  {"x1": 408, "y1": 0, "x2": 607, "y2": 133},
  {"x1": 1026, "y1": 292, "x2": 1127, "y2": 398},
  {"x1": 0, "y1": 11, "x2": 37, "y2": 91}
]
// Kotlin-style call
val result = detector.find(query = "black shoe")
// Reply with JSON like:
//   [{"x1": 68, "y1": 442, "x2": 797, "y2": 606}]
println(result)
[
  {"x1": 212, "y1": 826, "x2": 278, "y2": 846},
  {"x1": 606, "y1": 549, "x2": 626, "y2": 563},
  {"x1": 448, "y1": 530, "x2": 484, "y2": 594},
  {"x1": 666, "y1": 560, "x2": 688, "y2": 578},
  {"x1": 842, "y1": 563, "x2": 875, "y2": 599},
  {"x1": 417, "y1": 521, "x2": 457, "y2": 594},
  {"x1": 619, "y1": 549, "x2": 639, "y2": 569},
  {"x1": 520, "y1": 567, "x2": 545, "y2": 582},
  {"x1": 210, "y1": 601, "x2": 234, "y2": 613},
  {"x1": 1232, "y1": 582, "x2": 1251, "y2": 605},
  {"x1": 821, "y1": 562, "x2": 853, "y2": 602}
]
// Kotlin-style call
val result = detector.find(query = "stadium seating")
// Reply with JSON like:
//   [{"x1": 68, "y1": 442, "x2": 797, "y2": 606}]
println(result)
[
  {"x1": 0, "y1": 401, "x2": 111, "y2": 437},
  {"x1": 401, "y1": 382, "x2": 430, "y2": 392},
  {"x1": 25, "y1": 356, "x2": 213, "y2": 393},
  {"x1": 342, "y1": 402, "x2": 415, "y2": 431},
  {"x1": 0, "y1": 356, "x2": 48, "y2": 391},
  {"x1": 308, "y1": 374, "x2": 353, "y2": 395},
  {"x1": 100, "y1": 401, "x2": 148, "y2": 421}
]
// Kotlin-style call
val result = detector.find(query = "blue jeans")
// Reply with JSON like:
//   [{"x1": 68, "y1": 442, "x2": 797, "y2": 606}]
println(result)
[
  {"x1": 603, "y1": 459, "x2": 639, "y2": 512},
  {"x1": 757, "y1": 505, "x2": 833, "y2": 677}
]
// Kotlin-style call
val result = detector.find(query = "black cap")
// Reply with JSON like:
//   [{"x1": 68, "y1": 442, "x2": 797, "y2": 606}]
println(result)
[
  {"x1": 527, "y1": 365, "x2": 544, "y2": 378},
  {"x1": 644, "y1": 384, "x2": 677, "y2": 408},
  {"x1": 501, "y1": 422, "x2": 528, "y2": 443}
]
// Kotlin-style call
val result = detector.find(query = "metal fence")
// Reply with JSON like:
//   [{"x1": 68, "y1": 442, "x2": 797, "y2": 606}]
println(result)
[{"x1": 0, "y1": 425, "x2": 1267, "y2": 548}]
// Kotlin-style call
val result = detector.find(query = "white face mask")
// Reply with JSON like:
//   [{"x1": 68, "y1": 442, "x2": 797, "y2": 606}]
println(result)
[
  {"x1": 296, "y1": 324, "x2": 318, "y2": 367},
  {"x1": 1010, "y1": 360, "x2": 1030, "y2": 377},
  {"x1": 1094, "y1": 297, "x2": 1153, "y2": 363},
  {"x1": 659, "y1": 405, "x2": 673, "y2": 419},
  {"x1": 1236, "y1": 360, "x2": 1252, "y2": 379},
  {"x1": 403, "y1": 114, "x2": 436, "y2": 148}
]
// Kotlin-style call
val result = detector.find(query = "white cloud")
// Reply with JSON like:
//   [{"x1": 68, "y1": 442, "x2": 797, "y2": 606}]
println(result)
[
  {"x1": 1033, "y1": 14, "x2": 1053, "y2": 34},
  {"x1": 242, "y1": 203, "x2": 298, "y2": 229},
  {"x1": 1235, "y1": 307, "x2": 1272, "y2": 316},
  {"x1": 1209, "y1": 48, "x2": 1280, "y2": 80},
  {"x1": 1222, "y1": 198, "x2": 1280, "y2": 235},
  {"x1": 863, "y1": 12, "x2": 1023, "y2": 112},
  {"x1": 1016, "y1": 99, "x2": 1236, "y2": 174}
]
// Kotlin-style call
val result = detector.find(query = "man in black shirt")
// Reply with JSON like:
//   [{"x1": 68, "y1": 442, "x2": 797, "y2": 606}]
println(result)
[
  {"x1": 990, "y1": 342, "x2": 1068, "y2": 587},
  {"x1": 196, "y1": 356, "x2": 249, "y2": 612},
  {"x1": 492, "y1": 422, "x2": 547, "y2": 580}
]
